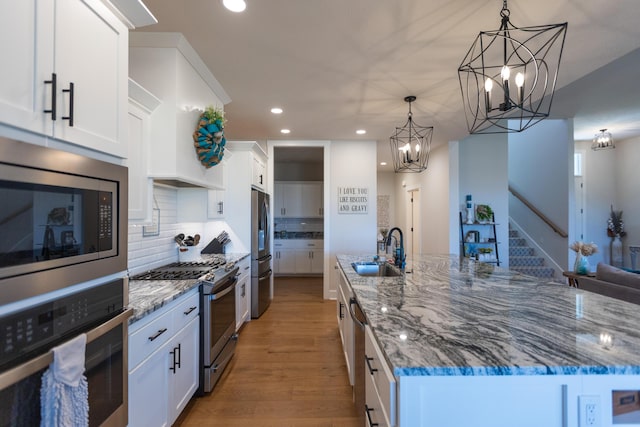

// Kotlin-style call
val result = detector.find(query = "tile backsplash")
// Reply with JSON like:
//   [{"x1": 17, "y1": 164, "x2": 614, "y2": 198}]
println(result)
[
  {"x1": 127, "y1": 186, "x2": 239, "y2": 275},
  {"x1": 274, "y1": 217, "x2": 323, "y2": 233}
]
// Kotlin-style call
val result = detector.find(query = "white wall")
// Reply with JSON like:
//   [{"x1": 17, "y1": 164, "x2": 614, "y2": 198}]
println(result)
[
  {"x1": 329, "y1": 140, "x2": 377, "y2": 295},
  {"x1": 376, "y1": 171, "x2": 396, "y2": 231},
  {"x1": 616, "y1": 136, "x2": 640, "y2": 266},
  {"x1": 509, "y1": 120, "x2": 572, "y2": 271},
  {"x1": 457, "y1": 133, "x2": 509, "y2": 267}
]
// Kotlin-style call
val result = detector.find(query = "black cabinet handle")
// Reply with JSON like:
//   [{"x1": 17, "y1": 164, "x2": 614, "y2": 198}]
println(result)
[
  {"x1": 339, "y1": 302, "x2": 344, "y2": 319},
  {"x1": 169, "y1": 346, "x2": 177, "y2": 373},
  {"x1": 43, "y1": 73, "x2": 57, "y2": 120},
  {"x1": 183, "y1": 306, "x2": 197, "y2": 316},
  {"x1": 176, "y1": 343, "x2": 181, "y2": 369},
  {"x1": 241, "y1": 283, "x2": 246, "y2": 298},
  {"x1": 365, "y1": 355, "x2": 378, "y2": 375},
  {"x1": 365, "y1": 405, "x2": 378, "y2": 426},
  {"x1": 217, "y1": 201, "x2": 224, "y2": 214},
  {"x1": 148, "y1": 328, "x2": 167, "y2": 341},
  {"x1": 62, "y1": 82, "x2": 74, "y2": 126},
  {"x1": 259, "y1": 174, "x2": 263, "y2": 184}
]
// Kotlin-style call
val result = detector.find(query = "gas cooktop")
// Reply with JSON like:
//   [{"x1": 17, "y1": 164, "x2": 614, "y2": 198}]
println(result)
[{"x1": 129, "y1": 257, "x2": 232, "y2": 282}]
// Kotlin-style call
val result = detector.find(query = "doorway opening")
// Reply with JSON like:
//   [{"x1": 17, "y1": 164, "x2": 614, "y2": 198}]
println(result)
[
  {"x1": 271, "y1": 145, "x2": 329, "y2": 297},
  {"x1": 405, "y1": 188, "x2": 421, "y2": 269}
]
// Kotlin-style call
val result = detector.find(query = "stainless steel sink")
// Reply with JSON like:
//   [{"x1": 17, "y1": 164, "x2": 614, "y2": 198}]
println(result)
[{"x1": 351, "y1": 262, "x2": 402, "y2": 277}]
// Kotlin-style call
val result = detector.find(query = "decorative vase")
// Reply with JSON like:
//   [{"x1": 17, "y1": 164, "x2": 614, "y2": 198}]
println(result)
[
  {"x1": 466, "y1": 207, "x2": 474, "y2": 224},
  {"x1": 611, "y1": 234, "x2": 623, "y2": 268},
  {"x1": 574, "y1": 253, "x2": 590, "y2": 275}
]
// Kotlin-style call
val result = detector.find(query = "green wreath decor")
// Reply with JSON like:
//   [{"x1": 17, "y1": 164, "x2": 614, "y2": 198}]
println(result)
[{"x1": 192, "y1": 106, "x2": 227, "y2": 168}]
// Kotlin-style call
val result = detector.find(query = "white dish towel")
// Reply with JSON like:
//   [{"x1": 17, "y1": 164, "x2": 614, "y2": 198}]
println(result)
[{"x1": 40, "y1": 333, "x2": 89, "y2": 427}]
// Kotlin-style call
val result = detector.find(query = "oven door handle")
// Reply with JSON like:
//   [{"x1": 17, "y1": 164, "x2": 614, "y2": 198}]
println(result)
[
  {"x1": 209, "y1": 277, "x2": 237, "y2": 301},
  {"x1": 0, "y1": 308, "x2": 133, "y2": 391}
]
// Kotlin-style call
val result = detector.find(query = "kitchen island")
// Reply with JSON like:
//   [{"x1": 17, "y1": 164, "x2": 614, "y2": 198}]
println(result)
[{"x1": 337, "y1": 254, "x2": 640, "y2": 427}]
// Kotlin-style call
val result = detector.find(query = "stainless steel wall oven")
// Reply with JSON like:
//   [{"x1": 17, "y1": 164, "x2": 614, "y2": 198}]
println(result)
[
  {"x1": 0, "y1": 278, "x2": 131, "y2": 427},
  {"x1": 0, "y1": 137, "x2": 127, "y2": 305}
]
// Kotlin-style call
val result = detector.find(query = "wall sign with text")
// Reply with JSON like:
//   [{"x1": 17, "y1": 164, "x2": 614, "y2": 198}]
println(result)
[{"x1": 338, "y1": 187, "x2": 368, "y2": 214}]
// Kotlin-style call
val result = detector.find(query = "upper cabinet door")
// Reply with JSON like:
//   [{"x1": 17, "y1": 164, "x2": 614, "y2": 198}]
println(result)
[
  {"x1": 0, "y1": 0, "x2": 129, "y2": 158},
  {"x1": 0, "y1": 0, "x2": 54, "y2": 136},
  {"x1": 53, "y1": 0, "x2": 129, "y2": 157}
]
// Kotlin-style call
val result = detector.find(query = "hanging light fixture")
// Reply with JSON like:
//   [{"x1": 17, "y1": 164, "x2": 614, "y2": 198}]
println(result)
[
  {"x1": 458, "y1": 0, "x2": 567, "y2": 134},
  {"x1": 591, "y1": 129, "x2": 615, "y2": 151},
  {"x1": 390, "y1": 96, "x2": 433, "y2": 173}
]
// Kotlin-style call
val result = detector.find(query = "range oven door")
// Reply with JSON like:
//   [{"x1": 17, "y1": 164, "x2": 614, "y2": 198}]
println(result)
[
  {"x1": 200, "y1": 275, "x2": 237, "y2": 394},
  {"x1": 0, "y1": 308, "x2": 132, "y2": 427}
]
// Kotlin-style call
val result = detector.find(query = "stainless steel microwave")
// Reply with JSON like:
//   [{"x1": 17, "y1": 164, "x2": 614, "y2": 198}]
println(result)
[{"x1": 0, "y1": 137, "x2": 127, "y2": 305}]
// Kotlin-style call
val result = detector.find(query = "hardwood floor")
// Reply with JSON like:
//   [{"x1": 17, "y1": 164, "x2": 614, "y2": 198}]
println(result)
[{"x1": 175, "y1": 277, "x2": 359, "y2": 427}]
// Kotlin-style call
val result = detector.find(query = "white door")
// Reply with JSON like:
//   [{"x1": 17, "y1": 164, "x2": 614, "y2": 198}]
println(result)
[
  {"x1": 406, "y1": 188, "x2": 421, "y2": 264},
  {"x1": 574, "y1": 152, "x2": 585, "y2": 242}
]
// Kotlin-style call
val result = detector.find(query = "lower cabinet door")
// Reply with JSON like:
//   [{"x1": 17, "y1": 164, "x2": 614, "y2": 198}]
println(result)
[
  {"x1": 310, "y1": 249, "x2": 323, "y2": 274},
  {"x1": 129, "y1": 344, "x2": 170, "y2": 427},
  {"x1": 236, "y1": 275, "x2": 250, "y2": 331},
  {"x1": 169, "y1": 317, "x2": 199, "y2": 425},
  {"x1": 279, "y1": 250, "x2": 296, "y2": 274}
]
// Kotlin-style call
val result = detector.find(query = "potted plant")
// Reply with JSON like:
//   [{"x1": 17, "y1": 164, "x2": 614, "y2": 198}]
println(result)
[{"x1": 475, "y1": 204, "x2": 493, "y2": 223}]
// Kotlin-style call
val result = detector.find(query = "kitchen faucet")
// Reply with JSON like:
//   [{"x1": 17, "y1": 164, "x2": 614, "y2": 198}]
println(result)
[{"x1": 385, "y1": 227, "x2": 405, "y2": 269}]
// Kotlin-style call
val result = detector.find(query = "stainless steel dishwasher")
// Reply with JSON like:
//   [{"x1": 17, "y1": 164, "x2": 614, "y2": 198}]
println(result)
[{"x1": 349, "y1": 297, "x2": 366, "y2": 425}]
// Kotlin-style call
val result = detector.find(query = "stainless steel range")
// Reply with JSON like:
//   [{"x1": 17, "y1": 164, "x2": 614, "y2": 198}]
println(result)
[{"x1": 129, "y1": 258, "x2": 239, "y2": 394}]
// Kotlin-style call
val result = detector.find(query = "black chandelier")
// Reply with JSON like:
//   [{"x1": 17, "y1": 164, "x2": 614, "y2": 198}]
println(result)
[
  {"x1": 458, "y1": 0, "x2": 567, "y2": 134},
  {"x1": 390, "y1": 96, "x2": 433, "y2": 173}
]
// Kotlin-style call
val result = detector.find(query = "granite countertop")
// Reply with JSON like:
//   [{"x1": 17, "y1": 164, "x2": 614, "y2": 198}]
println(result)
[
  {"x1": 128, "y1": 253, "x2": 249, "y2": 325},
  {"x1": 337, "y1": 254, "x2": 640, "y2": 377}
]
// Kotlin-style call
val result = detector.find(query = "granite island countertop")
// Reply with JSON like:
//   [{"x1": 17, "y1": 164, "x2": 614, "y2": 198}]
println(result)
[
  {"x1": 128, "y1": 252, "x2": 249, "y2": 325},
  {"x1": 337, "y1": 254, "x2": 640, "y2": 377}
]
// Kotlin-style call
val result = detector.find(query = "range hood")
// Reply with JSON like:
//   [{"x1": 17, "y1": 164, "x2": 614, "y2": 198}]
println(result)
[{"x1": 129, "y1": 32, "x2": 231, "y2": 191}]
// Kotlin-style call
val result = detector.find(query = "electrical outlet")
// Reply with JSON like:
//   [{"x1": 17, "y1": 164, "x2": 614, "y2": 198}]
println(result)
[{"x1": 579, "y1": 395, "x2": 601, "y2": 427}]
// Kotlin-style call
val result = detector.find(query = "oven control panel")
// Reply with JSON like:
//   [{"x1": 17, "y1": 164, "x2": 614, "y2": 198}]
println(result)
[{"x1": 0, "y1": 279, "x2": 124, "y2": 370}]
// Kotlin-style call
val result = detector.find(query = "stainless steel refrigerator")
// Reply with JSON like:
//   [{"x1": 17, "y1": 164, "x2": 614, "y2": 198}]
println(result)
[{"x1": 251, "y1": 188, "x2": 273, "y2": 318}]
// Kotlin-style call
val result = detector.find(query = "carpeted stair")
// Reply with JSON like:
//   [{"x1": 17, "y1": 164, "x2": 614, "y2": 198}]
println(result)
[{"x1": 509, "y1": 228, "x2": 556, "y2": 279}]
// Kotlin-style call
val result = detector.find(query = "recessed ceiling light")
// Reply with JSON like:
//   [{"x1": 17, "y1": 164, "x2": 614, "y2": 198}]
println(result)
[
  {"x1": 380, "y1": 162, "x2": 387, "y2": 166},
  {"x1": 356, "y1": 129, "x2": 366, "y2": 135},
  {"x1": 271, "y1": 107, "x2": 283, "y2": 114},
  {"x1": 222, "y1": 0, "x2": 246, "y2": 12},
  {"x1": 280, "y1": 129, "x2": 291, "y2": 134}
]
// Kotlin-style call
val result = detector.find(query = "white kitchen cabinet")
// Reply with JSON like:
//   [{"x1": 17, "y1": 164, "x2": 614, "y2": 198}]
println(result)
[
  {"x1": 294, "y1": 250, "x2": 323, "y2": 274},
  {"x1": 168, "y1": 316, "x2": 199, "y2": 426},
  {"x1": 301, "y1": 182, "x2": 323, "y2": 217},
  {"x1": 274, "y1": 182, "x2": 302, "y2": 217},
  {"x1": 235, "y1": 257, "x2": 251, "y2": 331},
  {"x1": 273, "y1": 248, "x2": 297, "y2": 275},
  {"x1": 274, "y1": 240, "x2": 323, "y2": 275},
  {"x1": 336, "y1": 266, "x2": 354, "y2": 385},
  {"x1": 129, "y1": 288, "x2": 200, "y2": 427},
  {"x1": 129, "y1": 32, "x2": 231, "y2": 189},
  {"x1": 274, "y1": 181, "x2": 323, "y2": 218},
  {"x1": 128, "y1": 79, "x2": 160, "y2": 223},
  {"x1": 0, "y1": 0, "x2": 131, "y2": 157},
  {"x1": 208, "y1": 189, "x2": 226, "y2": 219},
  {"x1": 175, "y1": 180, "x2": 230, "y2": 222},
  {"x1": 252, "y1": 155, "x2": 267, "y2": 190},
  {"x1": 365, "y1": 325, "x2": 396, "y2": 427}
]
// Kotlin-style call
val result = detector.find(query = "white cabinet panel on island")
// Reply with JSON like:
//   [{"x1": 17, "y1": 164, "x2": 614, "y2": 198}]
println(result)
[
  {"x1": 128, "y1": 288, "x2": 200, "y2": 427},
  {"x1": 0, "y1": 0, "x2": 130, "y2": 157}
]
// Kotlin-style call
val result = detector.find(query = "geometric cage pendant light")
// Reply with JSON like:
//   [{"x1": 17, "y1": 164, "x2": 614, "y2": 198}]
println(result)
[
  {"x1": 591, "y1": 129, "x2": 615, "y2": 151},
  {"x1": 458, "y1": 0, "x2": 568, "y2": 134},
  {"x1": 390, "y1": 96, "x2": 433, "y2": 173}
]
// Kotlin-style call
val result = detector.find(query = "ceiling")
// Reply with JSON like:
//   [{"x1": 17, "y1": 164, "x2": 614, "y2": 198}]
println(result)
[{"x1": 135, "y1": 0, "x2": 640, "y2": 171}]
